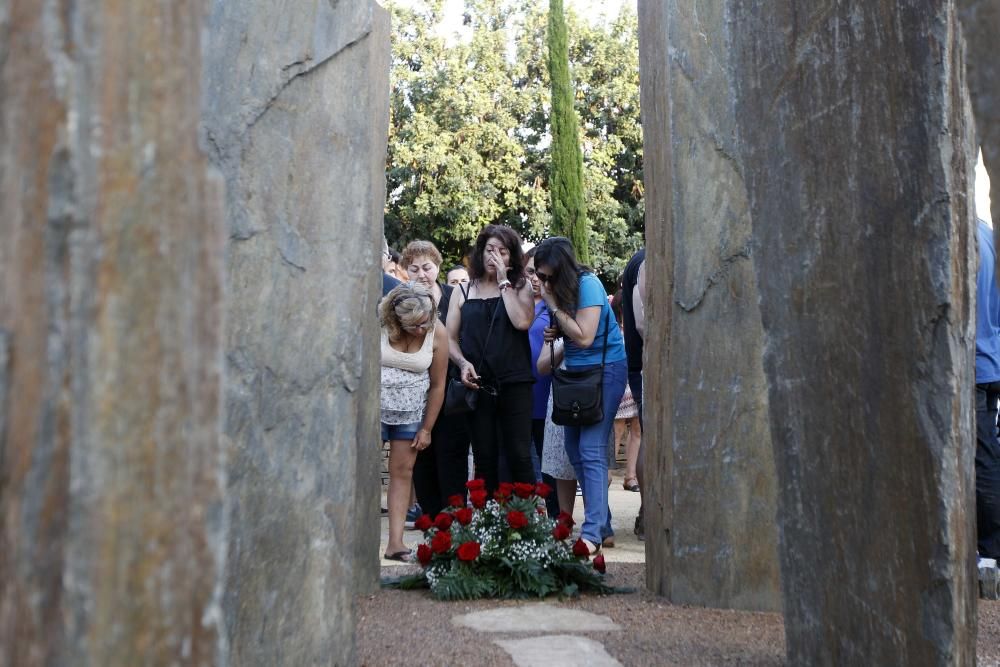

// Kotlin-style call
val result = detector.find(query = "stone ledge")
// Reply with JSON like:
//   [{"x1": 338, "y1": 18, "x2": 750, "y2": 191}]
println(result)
[{"x1": 981, "y1": 561, "x2": 999, "y2": 601}]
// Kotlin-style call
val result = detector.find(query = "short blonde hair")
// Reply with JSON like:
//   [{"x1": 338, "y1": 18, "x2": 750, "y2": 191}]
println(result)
[
  {"x1": 400, "y1": 240, "x2": 443, "y2": 269},
  {"x1": 380, "y1": 283, "x2": 436, "y2": 341}
]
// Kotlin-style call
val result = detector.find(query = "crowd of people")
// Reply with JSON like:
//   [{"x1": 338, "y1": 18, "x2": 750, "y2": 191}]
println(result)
[
  {"x1": 378, "y1": 217, "x2": 1000, "y2": 568},
  {"x1": 378, "y1": 224, "x2": 646, "y2": 561}
]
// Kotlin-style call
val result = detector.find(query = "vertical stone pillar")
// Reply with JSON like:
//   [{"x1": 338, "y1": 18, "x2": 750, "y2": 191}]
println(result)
[
  {"x1": 959, "y1": 0, "x2": 999, "y2": 229},
  {"x1": 0, "y1": 1, "x2": 227, "y2": 665},
  {"x1": 201, "y1": 1, "x2": 390, "y2": 664},
  {"x1": 638, "y1": 0, "x2": 781, "y2": 611},
  {"x1": 731, "y1": 1, "x2": 977, "y2": 664}
]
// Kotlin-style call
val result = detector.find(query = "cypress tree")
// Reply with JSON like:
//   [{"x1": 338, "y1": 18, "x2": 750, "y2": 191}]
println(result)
[{"x1": 547, "y1": 0, "x2": 590, "y2": 263}]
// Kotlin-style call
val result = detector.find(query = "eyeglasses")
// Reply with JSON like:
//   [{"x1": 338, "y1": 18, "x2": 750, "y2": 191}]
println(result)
[
  {"x1": 535, "y1": 271, "x2": 553, "y2": 283},
  {"x1": 402, "y1": 319, "x2": 432, "y2": 332}
]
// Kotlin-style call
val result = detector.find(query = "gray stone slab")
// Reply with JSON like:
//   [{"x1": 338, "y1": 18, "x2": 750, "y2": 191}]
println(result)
[
  {"x1": 730, "y1": 1, "x2": 978, "y2": 664},
  {"x1": 202, "y1": 1, "x2": 389, "y2": 664},
  {"x1": 981, "y1": 562, "x2": 1000, "y2": 601},
  {"x1": 638, "y1": 0, "x2": 780, "y2": 613},
  {"x1": 494, "y1": 635, "x2": 623, "y2": 667},
  {"x1": 1, "y1": 2, "x2": 227, "y2": 664},
  {"x1": 452, "y1": 604, "x2": 620, "y2": 633}
]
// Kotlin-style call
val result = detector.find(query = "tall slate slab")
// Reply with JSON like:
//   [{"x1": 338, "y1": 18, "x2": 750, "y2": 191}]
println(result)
[
  {"x1": 730, "y1": 1, "x2": 978, "y2": 663},
  {"x1": 201, "y1": 2, "x2": 390, "y2": 664},
  {"x1": 959, "y1": 0, "x2": 999, "y2": 229},
  {"x1": 0, "y1": 1, "x2": 227, "y2": 665},
  {"x1": 639, "y1": 0, "x2": 780, "y2": 612}
]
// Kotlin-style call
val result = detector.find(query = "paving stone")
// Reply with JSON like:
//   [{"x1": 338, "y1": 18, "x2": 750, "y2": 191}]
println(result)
[
  {"x1": 494, "y1": 635, "x2": 623, "y2": 667},
  {"x1": 452, "y1": 604, "x2": 620, "y2": 633}
]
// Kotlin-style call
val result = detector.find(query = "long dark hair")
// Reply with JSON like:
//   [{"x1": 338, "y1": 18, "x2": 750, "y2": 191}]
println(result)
[
  {"x1": 532, "y1": 236, "x2": 587, "y2": 314},
  {"x1": 468, "y1": 224, "x2": 527, "y2": 289}
]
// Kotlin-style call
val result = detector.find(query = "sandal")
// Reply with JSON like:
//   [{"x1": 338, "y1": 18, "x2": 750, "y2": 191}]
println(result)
[
  {"x1": 602, "y1": 536, "x2": 615, "y2": 549},
  {"x1": 582, "y1": 538, "x2": 601, "y2": 556},
  {"x1": 623, "y1": 477, "x2": 640, "y2": 492},
  {"x1": 383, "y1": 549, "x2": 412, "y2": 562}
]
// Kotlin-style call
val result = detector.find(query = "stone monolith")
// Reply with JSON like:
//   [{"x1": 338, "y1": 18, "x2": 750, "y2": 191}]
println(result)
[
  {"x1": 201, "y1": 2, "x2": 390, "y2": 664},
  {"x1": 0, "y1": 2, "x2": 227, "y2": 665},
  {"x1": 959, "y1": 0, "x2": 999, "y2": 229},
  {"x1": 731, "y1": 1, "x2": 978, "y2": 663},
  {"x1": 638, "y1": 0, "x2": 781, "y2": 611}
]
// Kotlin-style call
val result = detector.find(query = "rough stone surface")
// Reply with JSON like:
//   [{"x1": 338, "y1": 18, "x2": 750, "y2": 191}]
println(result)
[
  {"x1": 639, "y1": 0, "x2": 780, "y2": 612},
  {"x1": 494, "y1": 635, "x2": 623, "y2": 667},
  {"x1": 201, "y1": 1, "x2": 390, "y2": 664},
  {"x1": 452, "y1": 604, "x2": 620, "y2": 633},
  {"x1": 0, "y1": 1, "x2": 226, "y2": 665},
  {"x1": 983, "y1": 563, "x2": 1000, "y2": 601},
  {"x1": 958, "y1": 0, "x2": 999, "y2": 229},
  {"x1": 730, "y1": 2, "x2": 978, "y2": 664}
]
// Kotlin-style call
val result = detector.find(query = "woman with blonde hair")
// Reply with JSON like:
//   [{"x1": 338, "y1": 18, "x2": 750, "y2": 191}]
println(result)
[
  {"x1": 380, "y1": 283, "x2": 448, "y2": 561},
  {"x1": 401, "y1": 240, "x2": 471, "y2": 517}
]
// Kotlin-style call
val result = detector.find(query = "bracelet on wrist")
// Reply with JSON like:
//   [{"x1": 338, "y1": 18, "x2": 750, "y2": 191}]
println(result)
[{"x1": 498, "y1": 279, "x2": 511, "y2": 291}]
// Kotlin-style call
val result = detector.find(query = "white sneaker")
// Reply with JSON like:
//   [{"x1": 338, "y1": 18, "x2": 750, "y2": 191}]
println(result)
[{"x1": 978, "y1": 556, "x2": 997, "y2": 569}]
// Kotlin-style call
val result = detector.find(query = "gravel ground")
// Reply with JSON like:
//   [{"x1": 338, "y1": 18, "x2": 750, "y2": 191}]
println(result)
[
  {"x1": 364, "y1": 470, "x2": 1000, "y2": 665},
  {"x1": 359, "y1": 564, "x2": 1000, "y2": 666}
]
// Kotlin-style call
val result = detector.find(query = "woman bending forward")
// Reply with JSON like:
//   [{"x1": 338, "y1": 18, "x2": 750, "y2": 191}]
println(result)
[{"x1": 380, "y1": 283, "x2": 448, "y2": 561}]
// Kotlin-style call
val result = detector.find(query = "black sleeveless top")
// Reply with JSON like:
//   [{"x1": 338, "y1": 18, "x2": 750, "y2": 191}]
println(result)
[
  {"x1": 459, "y1": 285, "x2": 533, "y2": 386},
  {"x1": 621, "y1": 248, "x2": 645, "y2": 372}
]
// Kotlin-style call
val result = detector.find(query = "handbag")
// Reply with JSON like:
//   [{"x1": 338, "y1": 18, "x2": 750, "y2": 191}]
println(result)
[
  {"x1": 550, "y1": 309, "x2": 609, "y2": 426},
  {"x1": 442, "y1": 285, "x2": 502, "y2": 416},
  {"x1": 444, "y1": 377, "x2": 477, "y2": 415}
]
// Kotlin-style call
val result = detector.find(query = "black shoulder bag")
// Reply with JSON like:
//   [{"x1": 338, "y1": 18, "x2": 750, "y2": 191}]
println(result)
[
  {"x1": 550, "y1": 309, "x2": 609, "y2": 426},
  {"x1": 444, "y1": 285, "x2": 502, "y2": 416}
]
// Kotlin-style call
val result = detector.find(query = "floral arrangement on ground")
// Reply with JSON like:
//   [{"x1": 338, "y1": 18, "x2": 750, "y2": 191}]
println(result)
[{"x1": 384, "y1": 479, "x2": 614, "y2": 600}]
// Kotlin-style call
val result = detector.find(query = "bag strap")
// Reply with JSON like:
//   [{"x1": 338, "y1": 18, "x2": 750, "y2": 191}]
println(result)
[
  {"x1": 474, "y1": 282, "x2": 503, "y2": 382},
  {"x1": 599, "y1": 307, "x2": 610, "y2": 368},
  {"x1": 549, "y1": 307, "x2": 610, "y2": 371}
]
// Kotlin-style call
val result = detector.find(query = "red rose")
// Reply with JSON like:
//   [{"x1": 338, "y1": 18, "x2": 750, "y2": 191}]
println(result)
[
  {"x1": 454, "y1": 508, "x2": 473, "y2": 526},
  {"x1": 557, "y1": 511, "x2": 575, "y2": 527},
  {"x1": 470, "y1": 489, "x2": 488, "y2": 509},
  {"x1": 552, "y1": 523, "x2": 571, "y2": 541},
  {"x1": 448, "y1": 494, "x2": 465, "y2": 508},
  {"x1": 456, "y1": 541, "x2": 481, "y2": 562},
  {"x1": 497, "y1": 482, "x2": 514, "y2": 499},
  {"x1": 507, "y1": 510, "x2": 529, "y2": 530},
  {"x1": 416, "y1": 543, "x2": 433, "y2": 566},
  {"x1": 414, "y1": 514, "x2": 433, "y2": 532},
  {"x1": 466, "y1": 479, "x2": 486, "y2": 491},
  {"x1": 434, "y1": 513, "x2": 453, "y2": 531},
  {"x1": 431, "y1": 530, "x2": 452, "y2": 554},
  {"x1": 513, "y1": 482, "x2": 535, "y2": 498},
  {"x1": 534, "y1": 482, "x2": 552, "y2": 499},
  {"x1": 593, "y1": 553, "x2": 606, "y2": 574},
  {"x1": 572, "y1": 538, "x2": 590, "y2": 559}
]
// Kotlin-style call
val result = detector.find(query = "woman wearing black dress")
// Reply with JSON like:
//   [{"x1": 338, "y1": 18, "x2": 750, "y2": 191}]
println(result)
[{"x1": 446, "y1": 225, "x2": 536, "y2": 493}]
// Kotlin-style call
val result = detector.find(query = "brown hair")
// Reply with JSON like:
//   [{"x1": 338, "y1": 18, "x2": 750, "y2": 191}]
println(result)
[
  {"x1": 468, "y1": 224, "x2": 527, "y2": 289},
  {"x1": 379, "y1": 283, "x2": 436, "y2": 342},
  {"x1": 400, "y1": 240, "x2": 443, "y2": 268}
]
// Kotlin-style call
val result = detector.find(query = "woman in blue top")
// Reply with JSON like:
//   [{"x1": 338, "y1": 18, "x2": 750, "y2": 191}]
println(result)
[{"x1": 533, "y1": 237, "x2": 627, "y2": 554}]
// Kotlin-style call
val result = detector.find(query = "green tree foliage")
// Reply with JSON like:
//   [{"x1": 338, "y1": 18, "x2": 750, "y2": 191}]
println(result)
[
  {"x1": 385, "y1": 1, "x2": 643, "y2": 284},
  {"x1": 546, "y1": 0, "x2": 590, "y2": 265}
]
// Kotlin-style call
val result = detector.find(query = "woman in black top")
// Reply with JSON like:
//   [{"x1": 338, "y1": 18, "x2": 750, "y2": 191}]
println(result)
[
  {"x1": 447, "y1": 225, "x2": 536, "y2": 493},
  {"x1": 401, "y1": 240, "x2": 470, "y2": 517}
]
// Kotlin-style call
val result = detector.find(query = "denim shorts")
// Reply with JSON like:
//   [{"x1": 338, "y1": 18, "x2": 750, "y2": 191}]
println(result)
[{"x1": 382, "y1": 420, "x2": 422, "y2": 442}]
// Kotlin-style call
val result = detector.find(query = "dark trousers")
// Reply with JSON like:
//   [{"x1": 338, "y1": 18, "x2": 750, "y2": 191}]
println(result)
[
  {"x1": 976, "y1": 382, "x2": 1000, "y2": 558},
  {"x1": 531, "y1": 418, "x2": 560, "y2": 517},
  {"x1": 468, "y1": 381, "x2": 535, "y2": 494},
  {"x1": 413, "y1": 413, "x2": 470, "y2": 519}
]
